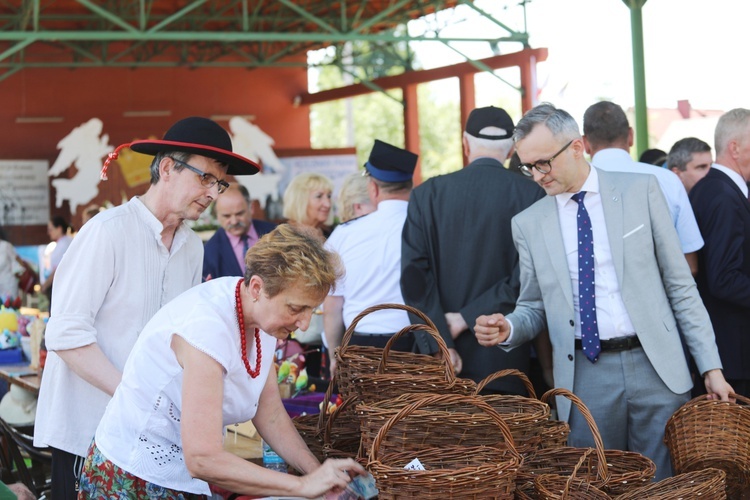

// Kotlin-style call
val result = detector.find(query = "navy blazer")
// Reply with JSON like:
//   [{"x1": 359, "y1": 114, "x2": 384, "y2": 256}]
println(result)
[
  {"x1": 202, "y1": 220, "x2": 276, "y2": 281},
  {"x1": 690, "y1": 167, "x2": 750, "y2": 380}
]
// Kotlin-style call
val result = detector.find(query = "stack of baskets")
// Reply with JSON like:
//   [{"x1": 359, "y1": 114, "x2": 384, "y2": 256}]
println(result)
[{"x1": 513, "y1": 388, "x2": 656, "y2": 499}]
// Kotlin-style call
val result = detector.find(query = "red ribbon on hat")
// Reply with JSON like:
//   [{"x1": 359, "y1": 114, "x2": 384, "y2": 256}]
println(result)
[{"x1": 99, "y1": 143, "x2": 133, "y2": 181}]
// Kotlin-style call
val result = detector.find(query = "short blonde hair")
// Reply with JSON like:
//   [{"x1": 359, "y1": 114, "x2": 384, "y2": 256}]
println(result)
[
  {"x1": 337, "y1": 172, "x2": 371, "y2": 222},
  {"x1": 282, "y1": 172, "x2": 334, "y2": 225},
  {"x1": 244, "y1": 223, "x2": 342, "y2": 298}
]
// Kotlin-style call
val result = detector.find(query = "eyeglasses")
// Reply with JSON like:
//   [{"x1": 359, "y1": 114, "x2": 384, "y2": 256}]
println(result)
[
  {"x1": 518, "y1": 140, "x2": 574, "y2": 177},
  {"x1": 169, "y1": 157, "x2": 229, "y2": 194}
]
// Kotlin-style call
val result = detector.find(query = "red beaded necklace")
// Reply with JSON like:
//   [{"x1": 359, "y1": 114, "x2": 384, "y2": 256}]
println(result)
[{"x1": 235, "y1": 279, "x2": 262, "y2": 378}]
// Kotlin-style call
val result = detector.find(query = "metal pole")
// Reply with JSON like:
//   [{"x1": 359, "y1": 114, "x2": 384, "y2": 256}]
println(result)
[{"x1": 627, "y1": 0, "x2": 649, "y2": 158}]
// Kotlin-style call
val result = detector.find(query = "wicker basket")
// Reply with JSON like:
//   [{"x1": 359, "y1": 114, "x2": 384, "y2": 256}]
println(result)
[
  {"x1": 291, "y1": 412, "x2": 325, "y2": 461},
  {"x1": 514, "y1": 388, "x2": 656, "y2": 498},
  {"x1": 320, "y1": 394, "x2": 361, "y2": 460},
  {"x1": 367, "y1": 394, "x2": 524, "y2": 499},
  {"x1": 534, "y1": 449, "x2": 609, "y2": 499},
  {"x1": 347, "y1": 320, "x2": 476, "y2": 405},
  {"x1": 613, "y1": 467, "x2": 727, "y2": 499},
  {"x1": 357, "y1": 387, "x2": 550, "y2": 459},
  {"x1": 335, "y1": 304, "x2": 446, "y2": 399},
  {"x1": 476, "y1": 369, "x2": 569, "y2": 451},
  {"x1": 664, "y1": 392, "x2": 750, "y2": 498}
]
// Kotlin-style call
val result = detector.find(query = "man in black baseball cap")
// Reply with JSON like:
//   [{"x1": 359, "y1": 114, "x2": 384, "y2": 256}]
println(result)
[
  {"x1": 36, "y1": 116, "x2": 259, "y2": 499},
  {"x1": 401, "y1": 106, "x2": 547, "y2": 396}
]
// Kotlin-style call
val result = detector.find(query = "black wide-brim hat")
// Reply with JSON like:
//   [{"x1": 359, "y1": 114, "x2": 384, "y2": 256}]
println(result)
[{"x1": 129, "y1": 116, "x2": 260, "y2": 176}]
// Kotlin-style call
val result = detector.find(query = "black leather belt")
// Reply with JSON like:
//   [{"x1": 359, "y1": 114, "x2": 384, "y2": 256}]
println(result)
[{"x1": 575, "y1": 335, "x2": 641, "y2": 352}]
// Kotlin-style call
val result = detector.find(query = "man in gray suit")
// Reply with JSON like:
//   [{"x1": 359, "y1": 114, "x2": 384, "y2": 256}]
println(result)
[{"x1": 474, "y1": 103, "x2": 732, "y2": 479}]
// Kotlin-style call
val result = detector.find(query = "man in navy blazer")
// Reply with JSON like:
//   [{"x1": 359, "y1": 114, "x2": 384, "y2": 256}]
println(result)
[
  {"x1": 689, "y1": 108, "x2": 750, "y2": 398},
  {"x1": 203, "y1": 183, "x2": 276, "y2": 280}
]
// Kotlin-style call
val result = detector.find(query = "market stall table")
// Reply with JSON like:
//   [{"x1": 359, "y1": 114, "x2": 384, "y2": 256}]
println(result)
[{"x1": 0, "y1": 364, "x2": 40, "y2": 396}]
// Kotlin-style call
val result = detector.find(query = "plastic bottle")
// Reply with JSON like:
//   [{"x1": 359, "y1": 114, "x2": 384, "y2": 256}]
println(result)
[{"x1": 262, "y1": 438, "x2": 287, "y2": 473}]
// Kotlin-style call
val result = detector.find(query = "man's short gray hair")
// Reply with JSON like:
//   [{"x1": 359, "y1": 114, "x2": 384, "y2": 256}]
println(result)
[
  {"x1": 715, "y1": 108, "x2": 750, "y2": 156},
  {"x1": 464, "y1": 132, "x2": 514, "y2": 160},
  {"x1": 149, "y1": 151, "x2": 192, "y2": 184},
  {"x1": 667, "y1": 137, "x2": 712, "y2": 172},
  {"x1": 513, "y1": 103, "x2": 581, "y2": 143}
]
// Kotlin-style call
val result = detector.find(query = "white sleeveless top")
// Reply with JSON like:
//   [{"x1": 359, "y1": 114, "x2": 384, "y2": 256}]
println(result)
[{"x1": 95, "y1": 277, "x2": 277, "y2": 494}]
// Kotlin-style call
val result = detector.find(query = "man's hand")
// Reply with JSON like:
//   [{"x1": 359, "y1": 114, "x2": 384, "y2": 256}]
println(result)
[
  {"x1": 445, "y1": 312, "x2": 468, "y2": 340},
  {"x1": 474, "y1": 313, "x2": 510, "y2": 347},
  {"x1": 447, "y1": 348, "x2": 463, "y2": 374},
  {"x1": 704, "y1": 369, "x2": 734, "y2": 401}
]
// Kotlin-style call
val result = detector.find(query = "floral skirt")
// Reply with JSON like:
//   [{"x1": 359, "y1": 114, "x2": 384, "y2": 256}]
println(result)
[{"x1": 78, "y1": 441, "x2": 207, "y2": 499}]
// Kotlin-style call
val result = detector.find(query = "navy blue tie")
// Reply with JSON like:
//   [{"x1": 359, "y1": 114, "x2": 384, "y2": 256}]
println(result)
[
  {"x1": 572, "y1": 191, "x2": 601, "y2": 363},
  {"x1": 241, "y1": 234, "x2": 250, "y2": 257}
]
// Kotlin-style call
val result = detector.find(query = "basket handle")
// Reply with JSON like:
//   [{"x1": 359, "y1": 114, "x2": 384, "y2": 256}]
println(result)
[
  {"x1": 376, "y1": 323, "x2": 456, "y2": 385},
  {"x1": 338, "y1": 303, "x2": 438, "y2": 358},
  {"x1": 368, "y1": 393, "x2": 521, "y2": 465},
  {"x1": 540, "y1": 388, "x2": 610, "y2": 484},
  {"x1": 684, "y1": 392, "x2": 750, "y2": 407},
  {"x1": 474, "y1": 369, "x2": 537, "y2": 398},
  {"x1": 322, "y1": 395, "x2": 357, "y2": 447},
  {"x1": 563, "y1": 448, "x2": 595, "y2": 498},
  {"x1": 316, "y1": 370, "x2": 340, "y2": 432}
]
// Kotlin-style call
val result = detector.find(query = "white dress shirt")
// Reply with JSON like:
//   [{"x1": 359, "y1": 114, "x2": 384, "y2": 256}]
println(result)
[
  {"x1": 556, "y1": 167, "x2": 636, "y2": 340},
  {"x1": 592, "y1": 148, "x2": 703, "y2": 253},
  {"x1": 34, "y1": 197, "x2": 203, "y2": 457},
  {"x1": 325, "y1": 199, "x2": 411, "y2": 333}
]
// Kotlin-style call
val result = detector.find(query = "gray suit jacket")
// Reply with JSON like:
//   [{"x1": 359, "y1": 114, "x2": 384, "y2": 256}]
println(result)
[{"x1": 505, "y1": 168, "x2": 723, "y2": 421}]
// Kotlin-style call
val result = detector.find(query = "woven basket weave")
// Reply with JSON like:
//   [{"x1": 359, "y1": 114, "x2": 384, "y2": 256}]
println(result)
[
  {"x1": 613, "y1": 467, "x2": 727, "y2": 500},
  {"x1": 367, "y1": 394, "x2": 523, "y2": 499},
  {"x1": 475, "y1": 369, "x2": 569, "y2": 451},
  {"x1": 334, "y1": 303, "x2": 447, "y2": 399},
  {"x1": 515, "y1": 388, "x2": 656, "y2": 498},
  {"x1": 534, "y1": 448, "x2": 609, "y2": 499},
  {"x1": 347, "y1": 321, "x2": 476, "y2": 406},
  {"x1": 664, "y1": 392, "x2": 750, "y2": 499},
  {"x1": 356, "y1": 387, "x2": 550, "y2": 459}
]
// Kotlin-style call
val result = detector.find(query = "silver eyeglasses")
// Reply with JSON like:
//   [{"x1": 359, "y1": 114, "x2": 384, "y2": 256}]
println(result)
[
  {"x1": 518, "y1": 140, "x2": 574, "y2": 177},
  {"x1": 169, "y1": 157, "x2": 229, "y2": 194}
]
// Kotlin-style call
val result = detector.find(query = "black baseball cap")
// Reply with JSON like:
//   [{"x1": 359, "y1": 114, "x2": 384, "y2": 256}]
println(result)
[{"x1": 465, "y1": 106, "x2": 514, "y2": 140}]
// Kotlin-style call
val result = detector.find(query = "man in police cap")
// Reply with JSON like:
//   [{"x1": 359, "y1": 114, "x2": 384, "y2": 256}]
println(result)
[
  {"x1": 34, "y1": 116, "x2": 259, "y2": 498},
  {"x1": 323, "y1": 139, "x2": 418, "y2": 376},
  {"x1": 401, "y1": 106, "x2": 547, "y2": 394}
]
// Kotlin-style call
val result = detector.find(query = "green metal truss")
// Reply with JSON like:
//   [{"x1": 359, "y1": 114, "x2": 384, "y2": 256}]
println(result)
[{"x1": 0, "y1": 0, "x2": 529, "y2": 82}]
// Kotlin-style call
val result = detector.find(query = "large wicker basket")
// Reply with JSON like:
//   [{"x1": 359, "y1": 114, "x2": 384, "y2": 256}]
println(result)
[
  {"x1": 367, "y1": 394, "x2": 524, "y2": 499},
  {"x1": 613, "y1": 467, "x2": 727, "y2": 499},
  {"x1": 347, "y1": 321, "x2": 476, "y2": 405},
  {"x1": 533, "y1": 449, "x2": 609, "y2": 500},
  {"x1": 334, "y1": 303, "x2": 446, "y2": 399},
  {"x1": 514, "y1": 388, "x2": 656, "y2": 498},
  {"x1": 664, "y1": 392, "x2": 750, "y2": 498}
]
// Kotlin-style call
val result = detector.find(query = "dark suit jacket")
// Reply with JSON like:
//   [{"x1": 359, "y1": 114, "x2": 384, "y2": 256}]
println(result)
[
  {"x1": 203, "y1": 220, "x2": 276, "y2": 281},
  {"x1": 690, "y1": 167, "x2": 750, "y2": 380},
  {"x1": 401, "y1": 157, "x2": 545, "y2": 393}
]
